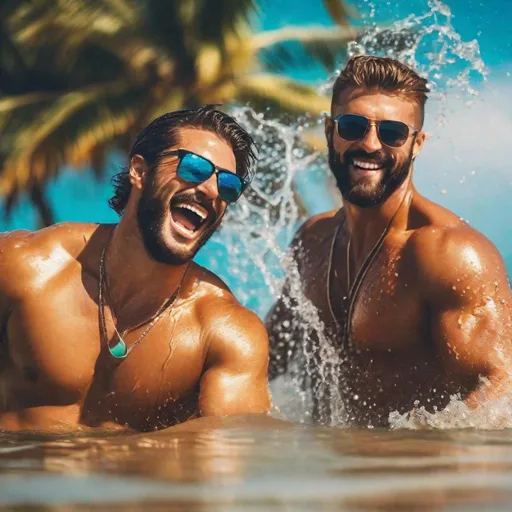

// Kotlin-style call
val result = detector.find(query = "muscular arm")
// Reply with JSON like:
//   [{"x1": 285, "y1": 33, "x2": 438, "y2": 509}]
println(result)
[
  {"x1": 0, "y1": 231, "x2": 32, "y2": 334},
  {"x1": 199, "y1": 305, "x2": 270, "y2": 416},
  {"x1": 420, "y1": 227, "x2": 512, "y2": 406},
  {"x1": 0, "y1": 233, "x2": 21, "y2": 319}
]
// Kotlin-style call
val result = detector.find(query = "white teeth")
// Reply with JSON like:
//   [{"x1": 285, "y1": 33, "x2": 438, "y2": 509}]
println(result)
[
  {"x1": 176, "y1": 203, "x2": 207, "y2": 220},
  {"x1": 353, "y1": 159, "x2": 382, "y2": 170}
]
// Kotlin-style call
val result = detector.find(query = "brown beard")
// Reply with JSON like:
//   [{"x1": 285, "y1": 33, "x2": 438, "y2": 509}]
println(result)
[
  {"x1": 136, "y1": 177, "x2": 221, "y2": 265},
  {"x1": 327, "y1": 137, "x2": 416, "y2": 208}
]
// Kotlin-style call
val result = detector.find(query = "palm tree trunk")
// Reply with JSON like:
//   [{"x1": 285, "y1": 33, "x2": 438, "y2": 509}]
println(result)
[{"x1": 30, "y1": 185, "x2": 55, "y2": 228}]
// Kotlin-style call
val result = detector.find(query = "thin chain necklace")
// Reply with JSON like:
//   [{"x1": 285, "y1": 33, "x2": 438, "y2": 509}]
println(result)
[
  {"x1": 98, "y1": 236, "x2": 190, "y2": 360},
  {"x1": 326, "y1": 192, "x2": 409, "y2": 346}
]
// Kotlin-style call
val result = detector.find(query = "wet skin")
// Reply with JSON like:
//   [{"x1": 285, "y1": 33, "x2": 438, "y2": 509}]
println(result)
[
  {"x1": 268, "y1": 88, "x2": 512, "y2": 427},
  {"x1": 0, "y1": 128, "x2": 270, "y2": 432}
]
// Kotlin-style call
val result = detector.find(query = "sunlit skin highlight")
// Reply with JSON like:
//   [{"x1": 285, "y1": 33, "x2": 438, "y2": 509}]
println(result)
[
  {"x1": 268, "y1": 86, "x2": 512, "y2": 427},
  {"x1": 0, "y1": 127, "x2": 270, "y2": 433}
]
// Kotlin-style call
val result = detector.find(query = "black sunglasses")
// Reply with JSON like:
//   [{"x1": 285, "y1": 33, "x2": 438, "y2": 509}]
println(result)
[
  {"x1": 334, "y1": 114, "x2": 419, "y2": 148},
  {"x1": 158, "y1": 149, "x2": 247, "y2": 204}
]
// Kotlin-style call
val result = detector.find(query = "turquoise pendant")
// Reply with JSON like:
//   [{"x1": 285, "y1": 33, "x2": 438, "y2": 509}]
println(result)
[{"x1": 108, "y1": 338, "x2": 128, "y2": 359}]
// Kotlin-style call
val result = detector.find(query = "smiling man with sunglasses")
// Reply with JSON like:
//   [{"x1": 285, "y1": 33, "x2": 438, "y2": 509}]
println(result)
[
  {"x1": 268, "y1": 56, "x2": 512, "y2": 427},
  {"x1": 0, "y1": 106, "x2": 270, "y2": 432}
]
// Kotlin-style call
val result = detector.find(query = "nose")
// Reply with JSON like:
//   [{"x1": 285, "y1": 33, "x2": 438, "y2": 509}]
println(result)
[
  {"x1": 195, "y1": 173, "x2": 219, "y2": 200},
  {"x1": 359, "y1": 123, "x2": 383, "y2": 153}
]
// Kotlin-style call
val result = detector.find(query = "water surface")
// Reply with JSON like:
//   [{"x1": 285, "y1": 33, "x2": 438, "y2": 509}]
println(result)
[{"x1": 2, "y1": 416, "x2": 512, "y2": 511}]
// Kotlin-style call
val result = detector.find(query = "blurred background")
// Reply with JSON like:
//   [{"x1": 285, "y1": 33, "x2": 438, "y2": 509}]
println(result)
[{"x1": 0, "y1": 0, "x2": 510, "y2": 307}]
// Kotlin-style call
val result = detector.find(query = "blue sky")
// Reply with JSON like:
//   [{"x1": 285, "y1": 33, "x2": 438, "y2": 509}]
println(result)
[
  {"x1": 1, "y1": 0, "x2": 510, "y2": 274},
  {"x1": 259, "y1": 0, "x2": 512, "y2": 67}
]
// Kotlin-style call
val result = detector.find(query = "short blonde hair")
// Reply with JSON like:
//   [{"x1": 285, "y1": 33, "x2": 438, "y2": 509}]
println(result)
[{"x1": 332, "y1": 56, "x2": 430, "y2": 125}]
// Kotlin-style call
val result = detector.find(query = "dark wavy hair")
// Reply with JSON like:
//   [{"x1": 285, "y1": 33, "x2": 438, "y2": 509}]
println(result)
[{"x1": 109, "y1": 105, "x2": 257, "y2": 215}]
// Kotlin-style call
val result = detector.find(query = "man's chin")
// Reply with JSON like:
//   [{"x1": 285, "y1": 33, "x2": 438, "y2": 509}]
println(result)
[
  {"x1": 138, "y1": 226, "x2": 196, "y2": 266},
  {"x1": 164, "y1": 225, "x2": 216, "y2": 263},
  {"x1": 159, "y1": 233, "x2": 199, "y2": 262},
  {"x1": 338, "y1": 182, "x2": 386, "y2": 208}
]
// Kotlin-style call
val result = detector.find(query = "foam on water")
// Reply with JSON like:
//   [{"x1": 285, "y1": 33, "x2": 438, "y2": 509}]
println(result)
[
  {"x1": 390, "y1": 394, "x2": 512, "y2": 430},
  {"x1": 204, "y1": 0, "x2": 506, "y2": 428}
]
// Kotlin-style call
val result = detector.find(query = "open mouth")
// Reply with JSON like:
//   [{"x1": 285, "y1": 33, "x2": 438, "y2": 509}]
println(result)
[
  {"x1": 170, "y1": 202, "x2": 209, "y2": 239},
  {"x1": 351, "y1": 158, "x2": 384, "y2": 172}
]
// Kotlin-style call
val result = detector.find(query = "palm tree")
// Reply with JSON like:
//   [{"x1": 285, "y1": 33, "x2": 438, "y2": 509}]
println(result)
[{"x1": 0, "y1": 0, "x2": 356, "y2": 226}]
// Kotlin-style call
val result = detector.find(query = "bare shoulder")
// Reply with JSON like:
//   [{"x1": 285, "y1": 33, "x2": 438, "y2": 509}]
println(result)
[
  {"x1": 0, "y1": 222, "x2": 99, "y2": 257},
  {"x1": 295, "y1": 208, "x2": 344, "y2": 251},
  {"x1": 0, "y1": 222, "x2": 99, "y2": 299},
  {"x1": 190, "y1": 264, "x2": 268, "y2": 365},
  {"x1": 407, "y1": 217, "x2": 508, "y2": 298}
]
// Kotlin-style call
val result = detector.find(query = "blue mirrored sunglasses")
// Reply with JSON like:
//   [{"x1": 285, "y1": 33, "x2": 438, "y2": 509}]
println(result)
[{"x1": 158, "y1": 149, "x2": 247, "y2": 204}]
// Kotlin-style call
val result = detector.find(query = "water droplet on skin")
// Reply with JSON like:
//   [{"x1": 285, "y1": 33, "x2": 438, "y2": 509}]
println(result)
[{"x1": 452, "y1": 286, "x2": 457, "y2": 291}]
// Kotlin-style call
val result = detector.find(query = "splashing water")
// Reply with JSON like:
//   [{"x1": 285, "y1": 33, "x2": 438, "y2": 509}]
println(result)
[
  {"x1": 389, "y1": 394, "x2": 512, "y2": 430},
  {"x1": 350, "y1": 0, "x2": 487, "y2": 97},
  {"x1": 202, "y1": 0, "x2": 499, "y2": 428}
]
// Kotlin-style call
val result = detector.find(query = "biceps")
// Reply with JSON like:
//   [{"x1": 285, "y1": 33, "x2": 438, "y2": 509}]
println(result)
[
  {"x1": 198, "y1": 367, "x2": 270, "y2": 417},
  {"x1": 432, "y1": 302, "x2": 509, "y2": 376}
]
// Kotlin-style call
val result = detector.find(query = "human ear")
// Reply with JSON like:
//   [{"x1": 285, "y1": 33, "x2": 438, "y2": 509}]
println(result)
[
  {"x1": 324, "y1": 116, "x2": 334, "y2": 146},
  {"x1": 129, "y1": 155, "x2": 149, "y2": 190},
  {"x1": 412, "y1": 131, "x2": 427, "y2": 160}
]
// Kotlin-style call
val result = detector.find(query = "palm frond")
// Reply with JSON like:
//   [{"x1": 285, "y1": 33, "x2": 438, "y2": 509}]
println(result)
[
  {"x1": 0, "y1": 91, "x2": 64, "y2": 114},
  {"x1": 194, "y1": 0, "x2": 258, "y2": 44},
  {"x1": 0, "y1": 0, "x2": 362, "y2": 223},
  {"x1": 0, "y1": 83, "x2": 150, "y2": 201},
  {"x1": 254, "y1": 26, "x2": 359, "y2": 72},
  {"x1": 322, "y1": 0, "x2": 351, "y2": 26},
  {"x1": 8, "y1": 0, "x2": 160, "y2": 88},
  {"x1": 233, "y1": 74, "x2": 330, "y2": 115}
]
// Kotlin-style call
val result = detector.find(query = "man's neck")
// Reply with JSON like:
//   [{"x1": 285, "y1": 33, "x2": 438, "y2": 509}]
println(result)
[
  {"x1": 103, "y1": 215, "x2": 189, "y2": 322},
  {"x1": 344, "y1": 180, "x2": 414, "y2": 263}
]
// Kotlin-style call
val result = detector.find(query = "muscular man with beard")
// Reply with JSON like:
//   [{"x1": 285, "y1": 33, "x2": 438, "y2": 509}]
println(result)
[
  {"x1": 268, "y1": 56, "x2": 512, "y2": 427},
  {"x1": 0, "y1": 106, "x2": 270, "y2": 432}
]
